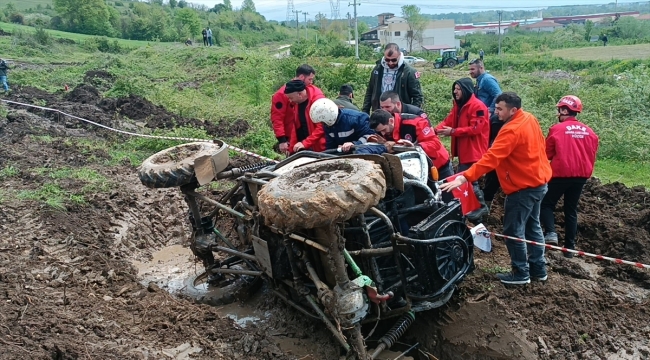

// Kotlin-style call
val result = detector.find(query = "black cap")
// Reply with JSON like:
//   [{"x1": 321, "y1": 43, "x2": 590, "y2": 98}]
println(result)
[
  {"x1": 284, "y1": 80, "x2": 306, "y2": 94},
  {"x1": 339, "y1": 84, "x2": 354, "y2": 96}
]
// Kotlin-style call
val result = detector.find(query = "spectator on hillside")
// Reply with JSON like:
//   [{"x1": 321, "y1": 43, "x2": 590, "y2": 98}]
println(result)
[
  {"x1": 602, "y1": 34, "x2": 608, "y2": 46},
  {"x1": 270, "y1": 64, "x2": 324, "y2": 155},
  {"x1": 441, "y1": 92, "x2": 552, "y2": 285},
  {"x1": 185, "y1": 38, "x2": 192, "y2": 46},
  {"x1": 540, "y1": 96, "x2": 599, "y2": 258},
  {"x1": 207, "y1": 27, "x2": 213, "y2": 46},
  {"x1": 332, "y1": 84, "x2": 360, "y2": 111},
  {"x1": 201, "y1": 28, "x2": 208, "y2": 46},
  {"x1": 0, "y1": 58, "x2": 11, "y2": 93},
  {"x1": 479, "y1": 49, "x2": 484, "y2": 61},
  {"x1": 469, "y1": 58, "x2": 503, "y2": 210},
  {"x1": 434, "y1": 78, "x2": 490, "y2": 222},
  {"x1": 464, "y1": 50, "x2": 469, "y2": 61},
  {"x1": 379, "y1": 91, "x2": 428, "y2": 119},
  {"x1": 362, "y1": 43, "x2": 423, "y2": 114}
]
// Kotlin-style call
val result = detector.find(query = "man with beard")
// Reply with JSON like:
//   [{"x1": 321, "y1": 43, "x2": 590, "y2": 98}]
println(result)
[
  {"x1": 362, "y1": 43, "x2": 423, "y2": 114},
  {"x1": 379, "y1": 91, "x2": 427, "y2": 118},
  {"x1": 434, "y1": 78, "x2": 490, "y2": 221}
]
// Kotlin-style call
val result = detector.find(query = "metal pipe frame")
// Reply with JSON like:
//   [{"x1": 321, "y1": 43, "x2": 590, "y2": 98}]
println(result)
[{"x1": 187, "y1": 191, "x2": 246, "y2": 219}]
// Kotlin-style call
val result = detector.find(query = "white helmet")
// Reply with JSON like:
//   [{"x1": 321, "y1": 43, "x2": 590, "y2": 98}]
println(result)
[{"x1": 310, "y1": 98, "x2": 339, "y2": 127}]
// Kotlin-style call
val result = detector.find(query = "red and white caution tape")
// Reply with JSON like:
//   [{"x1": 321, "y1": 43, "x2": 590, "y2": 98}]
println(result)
[
  {"x1": 479, "y1": 229, "x2": 650, "y2": 270},
  {"x1": 0, "y1": 99, "x2": 279, "y2": 164}
]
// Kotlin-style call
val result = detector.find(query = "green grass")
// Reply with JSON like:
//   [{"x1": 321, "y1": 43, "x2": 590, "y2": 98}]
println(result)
[
  {"x1": 0, "y1": 21, "x2": 167, "y2": 47},
  {"x1": 593, "y1": 159, "x2": 650, "y2": 188},
  {"x1": 0, "y1": 164, "x2": 19, "y2": 178},
  {"x1": 0, "y1": 0, "x2": 52, "y2": 11},
  {"x1": 552, "y1": 44, "x2": 650, "y2": 61}
]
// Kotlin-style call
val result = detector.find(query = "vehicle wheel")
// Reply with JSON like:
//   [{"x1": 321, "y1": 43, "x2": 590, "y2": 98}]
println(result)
[
  {"x1": 446, "y1": 59, "x2": 457, "y2": 68},
  {"x1": 434, "y1": 220, "x2": 474, "y2": 280},
  {"x1": 183, "y1": 267, "x2": 257, "y2": 306},
  {"x1": 138, "y1": 142, "x2": 222, "y2": 188},
  {"x1": 257, "y1": 158, "x2": 387, "y2": 230},
  {"x1": 434, "y1": 62, "x2": 442, "y2": 69}
]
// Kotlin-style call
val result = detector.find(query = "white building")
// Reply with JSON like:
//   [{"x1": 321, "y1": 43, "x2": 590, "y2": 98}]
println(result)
[{"x1": 362, "y1": 15, "x2": 458, "y2": 52}]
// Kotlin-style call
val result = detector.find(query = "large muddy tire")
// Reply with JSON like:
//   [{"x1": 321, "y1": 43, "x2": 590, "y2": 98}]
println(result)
[
  {"x1": 138, "y1": 142, "x2": 222, "y2": 188},
  {"x1": 257, "y1": 158, "x2": 387, "y2": 230}
]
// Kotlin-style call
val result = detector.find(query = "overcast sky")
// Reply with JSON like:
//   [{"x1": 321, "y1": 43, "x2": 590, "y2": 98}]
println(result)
[{"x1": 187, "y1": 0, "x2": 637, "y2": 21}]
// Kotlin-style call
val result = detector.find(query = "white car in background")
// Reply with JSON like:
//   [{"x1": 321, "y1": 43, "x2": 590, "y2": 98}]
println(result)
[{"x1": 403, "y1": 56, "x2": 427, "y2": 65}]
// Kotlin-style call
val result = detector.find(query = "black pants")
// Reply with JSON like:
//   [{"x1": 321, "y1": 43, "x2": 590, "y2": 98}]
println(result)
[
  {"x1": 539, "y1": 177, "x2": 587, "y2": 245},
  {"x1": 483, "y1": 170, "x2": 501, "y2": 203},
  {"x1": 203, "y1": 36, "x2": 208, "y2": 46}
]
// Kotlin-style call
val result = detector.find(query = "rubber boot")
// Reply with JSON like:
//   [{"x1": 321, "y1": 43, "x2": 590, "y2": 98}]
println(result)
[
  {"x1": 466, "y1": 185, "x2": 489, "y2": 223},
  {"x1": 563, "y1": 239, "x2": 575, "y2": 258}
]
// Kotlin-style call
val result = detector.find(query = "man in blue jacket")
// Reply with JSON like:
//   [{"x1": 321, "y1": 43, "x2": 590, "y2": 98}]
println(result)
[{"x1": 309, "y1": 98, "x2": 376, "y2": 152}]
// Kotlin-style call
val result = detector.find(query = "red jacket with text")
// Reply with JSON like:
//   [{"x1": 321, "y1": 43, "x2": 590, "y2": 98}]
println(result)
[
  {"x1": 270, "y1": 84, "x2": 324, "y2": 144},
  {"x1": 288, "y1": 86, "x2": 326, "y2": 153},
  {"x1": 546, "y1": 118, "x2": 599, "y2": 178},
  {"x1": 392, "y1": 113, "x2": 450, "y2": 169},
  {"x1": 435, "y1": 93, "x2": 489, "y2": 164}
]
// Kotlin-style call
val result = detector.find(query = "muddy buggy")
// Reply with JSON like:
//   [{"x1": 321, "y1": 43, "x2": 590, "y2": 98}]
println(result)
[{"x1": 138, "y1": 141, "x2": 476, "y2": 359}]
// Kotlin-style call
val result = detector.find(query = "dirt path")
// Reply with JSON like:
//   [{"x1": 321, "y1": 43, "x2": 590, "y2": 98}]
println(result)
[{"x1": 1, "y1": 73, "x2": 649, "y2": 359}]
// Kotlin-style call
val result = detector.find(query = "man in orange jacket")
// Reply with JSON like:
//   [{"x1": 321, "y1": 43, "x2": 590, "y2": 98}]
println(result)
[
  {"x1": 441, "y1": 92, "x2": 552, "y2": 285},
  {"x1": 270, "y1": 65, "x2": 323, "y2": 155}
]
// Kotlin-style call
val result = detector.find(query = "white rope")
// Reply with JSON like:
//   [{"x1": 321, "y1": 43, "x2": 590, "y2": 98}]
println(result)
[{"x1": 0, "y1": 98, "x2": 279, "y2": 163}]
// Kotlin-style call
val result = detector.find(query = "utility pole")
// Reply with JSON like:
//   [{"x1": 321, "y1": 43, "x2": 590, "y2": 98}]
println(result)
[
  {"x1": 347, "y1": 12, "x2": 352, "y2": 47},
  {"x1": 303, "y1": 12, "x2": 309, "y2": 39},
  {"x1": 295, "y1": 10, "x2": 302, "y2": 40},
  {"x1": 349, "y1": 0, "x2": 360, "y2": 59},
  {"x1": 497, "y1": 10, "x2": 503, "y2": 56}
]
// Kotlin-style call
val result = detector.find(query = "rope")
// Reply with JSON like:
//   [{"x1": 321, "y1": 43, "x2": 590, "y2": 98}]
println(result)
[{"x1": 0, "y1": 98, "x2": 279, "y2": 164}]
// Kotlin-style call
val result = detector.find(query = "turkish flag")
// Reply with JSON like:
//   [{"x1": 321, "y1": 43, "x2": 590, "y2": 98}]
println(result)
[{"x1": 445, "y1": 174, "x2": 481, "y2": 215}]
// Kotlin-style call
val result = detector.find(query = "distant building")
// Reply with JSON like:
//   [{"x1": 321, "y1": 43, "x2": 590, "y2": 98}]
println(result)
[
  {"x1": 361, "y1": 13, "x2": 457, "y2": 51},
  {"x1": 455, "y1": 21, "x2": 523, "y2": 36},
  {"x1": 543, "y1": 11, "x2": 639, "y2": 25},
  {"x1": 520, "y1": 20, "x2": 564, "y2": 32}
]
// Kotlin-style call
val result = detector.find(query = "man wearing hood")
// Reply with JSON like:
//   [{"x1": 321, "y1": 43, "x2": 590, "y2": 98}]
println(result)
[
  {"x1": 362, "y1": 43, "x2": 423, "y2": 114},
  {"x1": 435, "y1": 78, "x2": 490, "y2": 221}
]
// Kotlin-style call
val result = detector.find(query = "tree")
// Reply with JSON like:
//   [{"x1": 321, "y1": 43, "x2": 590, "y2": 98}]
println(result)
[
  {"x1": 223, "y1": 0, "x2": 233, "y2": 11},
  {"x1": 53, "y1": 0, "x2": 114, "y2": 36},
  {"x1": 178, "y1": 0, "x2": 187, "y2": 8},
  {"x1": 584, "y1": 19, "x2": 594, "y2": 41},
  {"x1": 169, "y1": 0, "x2": 177, "y2": 8},
  {"x1": 174, "y1": 8, "x2": 201, "y2": 36},
  {"x1": 401, "y1": 5, "x2": 427, "y2": 53},
  {"x1": 241, "y1": 0, "x2": 256, "y2": 13}
]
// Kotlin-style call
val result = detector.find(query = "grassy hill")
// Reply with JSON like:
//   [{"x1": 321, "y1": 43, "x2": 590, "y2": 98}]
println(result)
[
  {"x1": 552, "y1": 43, "x2": 650, "y2": 61},
  {"x1": 0, "y1": 0, "x2": 52, "y2": 11}
]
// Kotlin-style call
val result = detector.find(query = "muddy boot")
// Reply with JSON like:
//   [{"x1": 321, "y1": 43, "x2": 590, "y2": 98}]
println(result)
[
  {"x1": 466, "y1": 185, "x2": 489, "y2": 223},
  {"x1": 563, "y1": 239, "x2": 575, "y2": 258}
]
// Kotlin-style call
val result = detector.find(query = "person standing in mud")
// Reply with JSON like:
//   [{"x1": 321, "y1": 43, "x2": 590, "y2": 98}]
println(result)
[
  {"x1": 0, "y1": 58, "x2": 10, "y2": 93},
  {"x1": 284, "y1": 79, "x2": 326, "y2": 153},
  {"x1": 201, "y1": 28, "x2": 208, "y2": 46},
  {"x1": 540, "y1": 96, "x2": 599, "y2": 258},
  {"x1": 440, "y1": 92, "x2": 552, "y2": 285},
  {"x1": 270, "y1": 65, "x2": 323, "y2": 155},
  {"x1": 434, "y1": 78, "x2": 490, "y2": 222}
]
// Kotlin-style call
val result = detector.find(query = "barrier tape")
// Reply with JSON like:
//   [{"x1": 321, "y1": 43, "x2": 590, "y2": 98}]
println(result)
[
  {"x1": 0, "y1": 99, "x2": 279, "y2": 164},
  {"x1": 479, "y1": 229, "x2": 650, "y2": 270}
]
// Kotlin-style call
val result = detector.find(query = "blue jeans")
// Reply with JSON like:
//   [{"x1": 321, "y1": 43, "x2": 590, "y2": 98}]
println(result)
[
  {"x1": 503, "y1": 184, "x2": 548, "y2": 277},
  {"x1": 0, "y1": 76, "x2": 8, "y2": 92}
]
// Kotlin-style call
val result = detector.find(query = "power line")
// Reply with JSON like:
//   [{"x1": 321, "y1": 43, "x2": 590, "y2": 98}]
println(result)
[
  {"x1": 286, "y1": 0, "x2": 295, "y2": 23},
  {"x1": 349, "y1": 0, "x2": 359, "y2": 60},
  {"x1": 329, "y1": 0, "x2": 340, "y2": 19}
]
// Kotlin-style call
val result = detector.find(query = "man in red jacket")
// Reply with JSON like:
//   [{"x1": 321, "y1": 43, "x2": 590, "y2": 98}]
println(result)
[
  {"x1": 369, "y1": 109, "x2": 453, "y2": 182},
  {"x1": 540, "y1": 95, "x2": 599, "y2": 257},
  {"x1": 270, "y1": 64, "x2": 323, "y2": 155},
  {"x1": 284, "y1": 80, "x2": 326, "y2": 153},
  {"x1": 435, "y1": 78, "x2": 490, "y2": 221}
]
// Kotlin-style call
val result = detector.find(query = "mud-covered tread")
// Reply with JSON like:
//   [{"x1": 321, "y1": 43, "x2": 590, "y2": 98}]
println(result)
[
  {"x1": 138, "y1": 142, "x2": 223, "y2": 189},
  {"x1": 257, "y1": 159, "x2": 387, "y2": 231}
]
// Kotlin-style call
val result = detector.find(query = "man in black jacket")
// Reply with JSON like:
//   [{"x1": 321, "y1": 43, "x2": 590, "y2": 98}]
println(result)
[{"x1": 362, "y1": 43, "x2": 423, "y2": 114}]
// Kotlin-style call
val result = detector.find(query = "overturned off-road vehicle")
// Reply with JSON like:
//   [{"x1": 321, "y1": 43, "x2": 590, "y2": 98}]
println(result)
[{"x1": 138, "y1": 140, "x2": 475, "y2": 359}]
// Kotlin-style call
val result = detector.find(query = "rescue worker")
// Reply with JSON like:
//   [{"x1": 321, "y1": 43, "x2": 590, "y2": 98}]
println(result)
[
  {"x1": 362, "y1": 43, "x2": 423, "y2": 114},
  {"x1": 270, "y1": 65, "x2": 323, "y2": 155},
  {"x1": 441, "y1": 92, "x2": 552, "y2": 285},
  {"x1": 540, "y1": 96, "x2": 599, "y2": 258},
  {"x1": 309, "y1": 98, "x2": 375, "y2": 152},
  {"x1": 284, "y1": 79, "x2": 326, "y2": 153},
  {"x1": 434, "y1": 78, "x2": 490, "y2": 221},
  {"x1": 332, "y1": 84, "x2": 360, "y2": 111},
  {"x1": 469, "y1": 59, "x2": 503, "y2": 211},
  {"x1": 368, "y1": 109, "x2": 453, "y2": 182},
  {"x1": 379, "y1": 91, "x2": 428, "y2": 118}
]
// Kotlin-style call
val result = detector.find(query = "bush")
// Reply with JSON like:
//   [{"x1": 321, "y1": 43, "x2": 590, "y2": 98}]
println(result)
[
  {"x1": 33, "y1": 27, "x2": 52, "y2": 46},
  {"x1": 9, "y1": 13, "x2": 24, "y2": 24},
  {"x1": 82, "y1": 37, "x2": 125, "y2": 54},
  {"x1": 24, "y1": 13, "x2": 51, "y2": 28}
]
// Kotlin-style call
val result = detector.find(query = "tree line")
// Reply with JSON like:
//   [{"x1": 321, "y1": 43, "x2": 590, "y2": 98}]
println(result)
[{"x1": 1, "y1": 0, "x2": 290, "y2": 46}]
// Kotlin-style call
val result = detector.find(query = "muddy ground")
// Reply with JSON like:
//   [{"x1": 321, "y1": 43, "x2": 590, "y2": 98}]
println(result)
[{"x1": 1, "y1": 74, "x2": 649, "y2": 359}]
